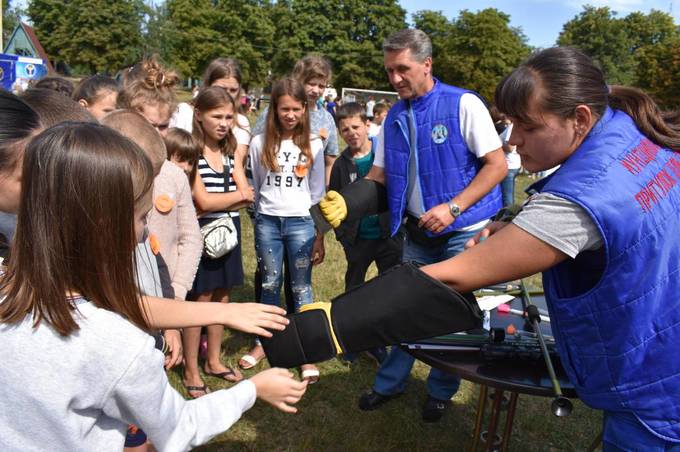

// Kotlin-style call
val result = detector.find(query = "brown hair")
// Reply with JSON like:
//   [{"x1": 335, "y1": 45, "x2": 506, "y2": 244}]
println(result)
[
  {"x1": 495, "y1": 47, "x2": 680, "y2": 151},
  {"x1": 0, "y1": 91, "x2": 41, "y2": 174},
  {"x1": 262, "y1": 78, "x2": 312, "y2": 172},
  {"x1": 102, "y1": 110, "x2": 167, "y2": 176},
  {"x1": 373, "y1": 103, "x2": 389, "y2": 117},
  {"x1": 292, "y1": 55, "x2": 332, "y2": 85},
  {"x1": 164, "y1": 127, "x2": 200, "y2": 183},
  {"x1": 192, "y1": 86, "x2": 238, "y2": 157},
  {"x1": 21, "y1": 88, "x2": 96, "y2": 127},
  {"x1": 33, "y1": 76, "x2": 74, "y2": 97},
  {"x1": 0, "y1": 122, "x2": 154, "y2": 336},
  {"x1": 335, "y1": 102, "x2": 367, "y2": 123},
  {"x1": 73, "y1": 75, "x2": 119, "y2": 104},
  {"x1": 203, "y1": 58, "x2": 242, "y2": 90},
  {"x1": 117, "y1": 55, "x2": 180, "y2": 116}
]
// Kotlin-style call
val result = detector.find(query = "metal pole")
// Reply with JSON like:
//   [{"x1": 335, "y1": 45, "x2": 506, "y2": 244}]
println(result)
[
  {"x1": 520, "y1": 280, "x2": 573, "y2": 417},
  {"x1": 1, "y1": 0, "x2": 4, "y2": 52}
]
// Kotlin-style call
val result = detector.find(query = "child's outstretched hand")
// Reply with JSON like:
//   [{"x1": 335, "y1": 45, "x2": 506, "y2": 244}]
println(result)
[
  {"x1": 221, "y1": 303, "x2": 289, "y2": 337},
  {"x1": 250, "y1": 368, "x2": 308, "y2": 413}
]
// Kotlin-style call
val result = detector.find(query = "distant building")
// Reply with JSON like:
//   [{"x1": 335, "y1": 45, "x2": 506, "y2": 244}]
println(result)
[{"x1": 3, "y1": 22, "x2": 54, "y2": 73}]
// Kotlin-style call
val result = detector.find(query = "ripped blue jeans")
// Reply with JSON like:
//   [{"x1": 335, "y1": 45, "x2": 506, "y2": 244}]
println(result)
[{"x1": 254, "y1": 213, "x2": 315, "y2": 312}]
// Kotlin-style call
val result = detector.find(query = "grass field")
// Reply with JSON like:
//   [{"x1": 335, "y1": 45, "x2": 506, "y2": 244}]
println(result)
[{"x1": 165, "y1": 175, "x2": 602, "y2": 451}]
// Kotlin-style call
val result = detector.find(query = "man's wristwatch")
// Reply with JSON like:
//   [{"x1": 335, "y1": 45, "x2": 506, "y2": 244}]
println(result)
[{"x1": 448, "y1": 201, "x2": 461, "y2": 218}]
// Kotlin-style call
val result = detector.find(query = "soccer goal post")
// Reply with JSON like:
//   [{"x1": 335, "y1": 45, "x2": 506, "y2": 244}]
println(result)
[{"x1": 341, "y1": 87, "x2": 400, "y2": 107}]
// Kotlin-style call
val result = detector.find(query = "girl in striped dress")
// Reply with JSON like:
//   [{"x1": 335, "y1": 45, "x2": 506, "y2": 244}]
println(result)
[{"x1": 185, "y1": 86, "x2": 254, "y2": 391}]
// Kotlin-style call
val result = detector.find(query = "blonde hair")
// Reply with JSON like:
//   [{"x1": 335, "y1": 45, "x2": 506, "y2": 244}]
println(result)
[
  {"x1": 117, "y1": 55, "x2": 180, "y2": 115},
  {"x1": 292, "y1": 55, "x2": 332, "y2": 85},
  {"x1": 102, "y1": 110, "x2": 167, "y2": 175}
]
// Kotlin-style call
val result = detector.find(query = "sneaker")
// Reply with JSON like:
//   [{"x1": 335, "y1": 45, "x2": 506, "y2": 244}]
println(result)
[{"x1": 421, "y1": 395, "x2": 451, "y2": 422}]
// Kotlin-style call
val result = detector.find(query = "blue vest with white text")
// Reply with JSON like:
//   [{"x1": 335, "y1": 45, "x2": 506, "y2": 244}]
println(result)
[
  {"x1": 383, "y1": 80, "x2": 501, "y2": 236},
  {"x1": 532, "y1": 108, "x2": 680, "y2": 441}
]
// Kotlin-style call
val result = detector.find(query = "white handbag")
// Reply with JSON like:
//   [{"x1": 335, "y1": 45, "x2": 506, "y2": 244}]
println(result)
[
  {"x1": 201, "y1": 215, "x2": 238, "y2": 258},
  {"x1": 200, "y1": 155, "x2": 238, "y2": 259}
]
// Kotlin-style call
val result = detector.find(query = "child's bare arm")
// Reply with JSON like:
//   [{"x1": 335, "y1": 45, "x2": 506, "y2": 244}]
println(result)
[{"x1": 141, "y1": 296, "x2": 288, "y2": 336}]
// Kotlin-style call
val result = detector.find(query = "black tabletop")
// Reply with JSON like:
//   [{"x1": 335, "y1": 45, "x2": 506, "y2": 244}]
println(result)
[{"x1": 403, "y1": 294, "x2": 579, "y2": 398}]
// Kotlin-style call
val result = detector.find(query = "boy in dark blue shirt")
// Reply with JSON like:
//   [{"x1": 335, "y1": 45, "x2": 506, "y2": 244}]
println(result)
[{"x1": 329, "y1": 103, "x2": 403, "y2": 364}]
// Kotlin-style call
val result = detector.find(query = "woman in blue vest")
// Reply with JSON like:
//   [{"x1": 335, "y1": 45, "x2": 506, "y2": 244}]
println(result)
[{"x1": 425, "y1": 47, "x2": 680, "y2": 450}]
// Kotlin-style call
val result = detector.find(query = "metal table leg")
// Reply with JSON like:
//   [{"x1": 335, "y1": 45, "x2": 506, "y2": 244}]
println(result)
[
  {"x1": 484, "y1": 388, "x2": 504, "y2": 451},
  {"x1": 500, "y1": 392, "x2": 519, "y2": 452},
  {"x1": 469, "y1": 385, "x2": 489, "y2": 452}
]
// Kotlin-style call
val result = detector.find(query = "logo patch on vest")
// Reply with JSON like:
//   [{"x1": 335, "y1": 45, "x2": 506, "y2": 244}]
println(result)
[{"x1": 431, "y1": 124, "x2": 448, "y2": 144}]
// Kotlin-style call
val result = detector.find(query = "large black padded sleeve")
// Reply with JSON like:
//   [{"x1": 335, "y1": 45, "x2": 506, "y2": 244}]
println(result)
[
  {"x1": 261, "y1": 263, "x2": 482, "y2": 368},
  {"x1": 341, "y1": 178, "x2": 388, "y2": 221}
]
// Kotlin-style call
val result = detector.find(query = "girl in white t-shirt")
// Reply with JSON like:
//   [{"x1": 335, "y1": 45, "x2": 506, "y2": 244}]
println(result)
[
  {"x1": 247, "y1": 77, "x2": 326, "y2": 383},
  {"x1": 0, "y1": 122, "x2": 306, "y2": 452}
]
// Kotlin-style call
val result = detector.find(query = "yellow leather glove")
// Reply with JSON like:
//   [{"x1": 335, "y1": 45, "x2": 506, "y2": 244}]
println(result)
[{"x1": 319, "y1": 190, "x2": 347, "y2": 228}]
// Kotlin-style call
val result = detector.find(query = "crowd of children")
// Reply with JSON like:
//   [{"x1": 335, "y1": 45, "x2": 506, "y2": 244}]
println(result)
[
  {"x1": 0, "y1": 53, "x2": 343, "y2": 450},
  {"x1": 0, "y1": 45, "x2": 532, "y2": 449},
  {"x1": 0, "y1": 47, "x2": 403, "y2": 450}
]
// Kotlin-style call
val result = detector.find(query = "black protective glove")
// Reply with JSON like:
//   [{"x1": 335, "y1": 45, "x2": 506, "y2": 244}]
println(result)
[{"x1": 261, "y1": 263, "x2": 482, "y2": 368}]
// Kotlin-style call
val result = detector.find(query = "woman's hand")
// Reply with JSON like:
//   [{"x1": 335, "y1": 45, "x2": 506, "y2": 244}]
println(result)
[
  {"x1": 465, "y1": 221, "x2": 509, "y2": 249},
  {"x1": 311, "y1": 234, "x2": 325, "y2": 265},
  {"x1": 163, "y1": 329, "x2": 183, "y2": 370},
  {"x1": 219, "y1": 303, "x2": 289, "y2": 337},
  {"x1": 250, "y1": 368, "x2": 308, "y2": 413}
]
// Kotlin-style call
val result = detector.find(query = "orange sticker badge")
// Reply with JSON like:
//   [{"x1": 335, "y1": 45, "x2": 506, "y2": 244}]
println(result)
[
  {"x1": 319, "y1": 127, "x2": 328, "y2": 140},
  {"x1": 148, "y1": 233, "x2": 161, "y2": 255},
  {"x1": 294, "y1": 155, "x2": 309, "y2": 178},
  {"x1": 155, "y1": 194, "x2": 175, "y2": 213}
]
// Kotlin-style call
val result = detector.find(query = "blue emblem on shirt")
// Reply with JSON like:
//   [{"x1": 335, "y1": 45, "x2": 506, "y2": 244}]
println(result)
[{"x1": 431, "y1": 124, "x2": 448, "y2": 144}]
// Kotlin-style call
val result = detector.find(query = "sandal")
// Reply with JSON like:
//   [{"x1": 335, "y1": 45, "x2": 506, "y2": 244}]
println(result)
[
  {"x1": 184, "y1": 383, "x2": 210, "y2": 399},
  {"x1": 204, "y1": 366, "x2": 243, "y2": 383},
  {"x1": 239, "y1": 345, "x2": 265, "y2": 370},
  {"x1": 301, "y1": 366, "x2": 320, "y2": 385},
  {"x1": 238, "y1": 354, "x2": 261, "y2": 370}
]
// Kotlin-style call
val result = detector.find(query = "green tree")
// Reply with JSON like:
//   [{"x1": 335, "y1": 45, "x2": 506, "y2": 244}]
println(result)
[
  {"x1": 624, "y1": 9, "x2": 678, "y2": 52},
  {"x1": 213, "y1": 0, "x2": 276, "y2": 87},
  {"x1": 433, "y1": 8, "x2": 530, "y2": 101},
  {"x1": 29, "y1": 0, "x2": 145, "y2": 73},
  {"x1": 144, "y1": 2, "x2": 180, "y2": 64},
  {"x1": 412, "y1": 9, "x2": 453, "y2": 62},
  {"x1": 270, "y1": 0, "x2": 407, "y2": 91},
  {"x1": 3, "y1": 0, "x2": 24, "y2": 44},
  {"x1": 557, "y1": 6, "x2": 635, "y2": 85},
  {"x1": 635, "y1": 36, "x2": 680, "y2": 108}
]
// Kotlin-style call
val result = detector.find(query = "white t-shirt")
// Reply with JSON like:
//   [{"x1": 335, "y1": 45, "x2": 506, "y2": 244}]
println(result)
[
  {"x1": 0, "y1": 301, "x2": 256, "y2": 452},
  {"x1": 248, "y1": 134, "x2": 325, "y2": 217},
  {"x1": 499, "y1": 123, "x2": 521, "y2": 170},
  {"x1": 170, "y1": 102, "x2": 251, "y2": 146},
  {"x1": 373, "y1": 93, "x2": 502, "y2": 231},
  {"x1": 366, "y1": 100, "x2": 376, "y2": 117},
  {"x1": 368, "y1": 122, "x2": 382, "y2": 138}
]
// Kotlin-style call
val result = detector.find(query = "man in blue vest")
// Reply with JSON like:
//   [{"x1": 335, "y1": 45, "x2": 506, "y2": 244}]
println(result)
[{"x1": 320, "y1": 28, "x2": 507, "y2": 421}]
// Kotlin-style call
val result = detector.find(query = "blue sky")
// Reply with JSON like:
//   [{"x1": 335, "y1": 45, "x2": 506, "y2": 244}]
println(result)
[{"x1": 400, "y1": 0, "x2": 680, "y2": 47}]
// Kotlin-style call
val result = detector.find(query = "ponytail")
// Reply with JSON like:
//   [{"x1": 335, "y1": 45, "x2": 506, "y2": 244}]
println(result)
[{"x1": 609, "y1": 85, "x2": 680, "y2": 151}]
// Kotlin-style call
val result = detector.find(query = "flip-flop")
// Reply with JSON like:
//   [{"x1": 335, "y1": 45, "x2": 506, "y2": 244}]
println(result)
[
  {"x1": 301, "y1": 368, "x2": 320, "y2": 385},
  {"x1": 238, "y1": 354, "x2": 261, "y2": 370},
  {"x1": 204, "y1": 367, "x2": 243, "y2": 383},
  {"x1": 184, "y1": 383, "x2": 210, "y2": 399}
]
